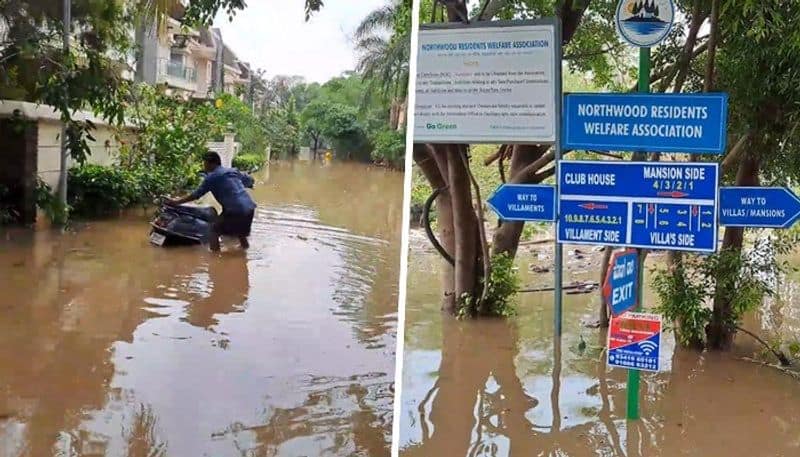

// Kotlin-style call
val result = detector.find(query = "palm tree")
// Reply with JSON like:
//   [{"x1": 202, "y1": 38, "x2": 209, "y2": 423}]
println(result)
[{"x1": 354, "y1": 0, "x2": 411, "y2": 130}]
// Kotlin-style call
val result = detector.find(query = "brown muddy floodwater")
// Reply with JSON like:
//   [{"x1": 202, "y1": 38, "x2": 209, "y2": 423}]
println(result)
[
  {"x1": 0, "y1": 162, "x2": 402, "y2": 457},
  {"x1": 400, "y1": 237, "x2": 800, "y2": 457}
]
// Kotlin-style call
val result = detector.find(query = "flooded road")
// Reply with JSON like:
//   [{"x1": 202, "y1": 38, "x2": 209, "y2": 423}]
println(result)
[
  {"x1": 400, "y1": 240, "x2": 800, "y2": 457},
  {"x1": 0, "y1": 162, "x2": 402, "y2": 457}
]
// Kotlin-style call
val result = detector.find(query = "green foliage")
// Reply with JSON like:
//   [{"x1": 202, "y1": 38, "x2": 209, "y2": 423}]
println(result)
[
  {"x1": 458, "y1": 253, "x2": 521, "y2": 318},
  {"x1": 652, "y1": 259, "x2": 711, "y2": 347},
  {"x1": 35, "y1": 179, "x2": 69, "y2": 226},
  {"x1": 123, "y1": 85, "x2": 252, "y2": 201},
  {"x1": 354, "y1": 1, "x2": 411, "y2": 102},
  {"x1": 1, "y1": 0, "x2": 132, "y2": 164},
  {"x1": 652, "y1": 234, "x2": 795, "y2": 347},
  {"x1": 300, "y1": 100, "x2": 370, "y2": 161},
  {"x1": 232, "y1": 153, "x2": 265, "y2": 173},
  {"x1": 716, "y1": 0, "x2": 800, "y2": 185},
  {"x1": 483, "y1": 252, "x2": 521, "y2": 317},
  {"x1": 213, "y1": 93, "x2": 268, "y2": 156},
  {"x1": 67, "y1": 165, "x2": 142, "y2": 217},
  {"x1": 370, "y1": 128, "x2": 406, "y2": 168}
]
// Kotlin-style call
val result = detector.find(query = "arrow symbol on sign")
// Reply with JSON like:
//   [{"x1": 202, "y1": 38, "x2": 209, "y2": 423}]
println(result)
[
  {"x1": 580, "y1": 203, "x2": 609, "y2": 210},
  {"x1": 658, "y1": 191, "x2": 689, "y2": 198},
  {"x1": 719, "y1": 187, "x2": 800, "y2": 228}
]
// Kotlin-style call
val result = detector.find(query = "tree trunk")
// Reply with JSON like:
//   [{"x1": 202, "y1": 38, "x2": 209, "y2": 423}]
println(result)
[
  {"x1": 446, "y1": 145, "x2": 479, "y2": 307},
  {"x1": 707, "y1": 149, "x2": 759, "y2": 349},
  {"x1": 415, "y1": 145, "x2": 457, "y2": 311}
]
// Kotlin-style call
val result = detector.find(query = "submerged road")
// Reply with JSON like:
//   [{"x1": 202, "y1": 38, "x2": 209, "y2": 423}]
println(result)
[{"x1": 0, "y1": 161, "x2": 403, "y2": 457}]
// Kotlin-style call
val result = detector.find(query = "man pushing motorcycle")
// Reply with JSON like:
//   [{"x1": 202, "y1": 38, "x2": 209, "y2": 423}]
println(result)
[{"x1": 167, "y1": 151, "x2": 256, "y2": 251}]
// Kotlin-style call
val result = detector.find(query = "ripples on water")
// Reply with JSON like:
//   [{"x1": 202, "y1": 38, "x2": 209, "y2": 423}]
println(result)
[
  {"x1": 400, "y1": 248, "x2": 800, "y2": 457},
  {"x1": 0, "y1": 163, "x2": 401, "y2": 457}
]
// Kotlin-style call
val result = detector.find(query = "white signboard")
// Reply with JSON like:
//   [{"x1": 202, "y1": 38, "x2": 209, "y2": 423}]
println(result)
[{"x1": 414, "y1": 23, "x2": 559, "y2": 144}]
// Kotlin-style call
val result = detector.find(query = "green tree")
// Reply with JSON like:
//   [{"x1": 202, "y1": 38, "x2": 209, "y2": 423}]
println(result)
[
  {"x1": 300, "y1": 100, "x2": 370, "y2": 161},
  {"x1": 354, "y1": 0, "x2": 411, "y2": 124}
]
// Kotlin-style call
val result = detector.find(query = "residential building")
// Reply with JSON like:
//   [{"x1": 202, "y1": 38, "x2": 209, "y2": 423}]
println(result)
[{"x1": 134, "y1": 11, "x2": 252, "y2": 100}]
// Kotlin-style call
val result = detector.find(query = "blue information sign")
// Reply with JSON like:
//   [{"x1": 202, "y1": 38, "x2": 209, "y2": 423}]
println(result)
[
  {"x1": 487, "y1": 184, "x2": 556, "y2": 222},
  {"x1": 558, "y1": 160, "x2": 719, "y2": 252},
  {"x1": 563, "y1": 93, "x2": 728, "y2": 154},
  {"x1": 720, "y1": 187, "x2": 800, "y2": 228},
  {"x1": 603, "y1": 249, "x2": 638, "y2": 317}
]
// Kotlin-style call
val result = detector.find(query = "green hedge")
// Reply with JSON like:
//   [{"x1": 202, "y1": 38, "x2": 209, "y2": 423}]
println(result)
[
  {"x1": 68, "y1": 165, "x2": 142, "y2": 216},
  {"x1": 67, "y1": 164, "x2": 201, "y2": 217},
  {"x1": 232, "y1": 153, "x2": 266, "y2": 173}
]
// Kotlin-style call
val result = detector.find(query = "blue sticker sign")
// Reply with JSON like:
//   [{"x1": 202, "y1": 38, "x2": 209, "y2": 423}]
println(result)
[
  {"x1": 603, "y1": 250, "x2": 638, "y2": 317},
  {"x1": 615, "y1": 0, "x2": 675, "y2": 48},
  {"x1": 558, "y1": 160, "x2": 719, "y2": 253},
  {"x1": 487, "y1": 184, "x2": 556, "y2": 222},
  {"x1": 608, "y1": 312, "x2": 662, "y2": 373},
  {"x1": 720, "y1": 187, "x2": 800, "y2": 228},
  {"x1": 563, "y1": 93, "x2": 728, "y2": 154}
]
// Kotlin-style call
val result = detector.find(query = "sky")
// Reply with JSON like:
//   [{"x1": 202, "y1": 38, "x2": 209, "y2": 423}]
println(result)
[{"x1": 214, "y1": 0, "x2": 387, "y2": 84}]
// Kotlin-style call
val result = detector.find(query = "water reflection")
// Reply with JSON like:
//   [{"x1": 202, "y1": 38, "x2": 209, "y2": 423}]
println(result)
[
  {"x1": 400, "y1": 250, "x2": 800, "y2": 456},
  {"x1": 0, "y1": 162, "x2": 401, "y2": 456},
  {"x1": 183, "y1": 253, "x2": 250, "y2": 331}
]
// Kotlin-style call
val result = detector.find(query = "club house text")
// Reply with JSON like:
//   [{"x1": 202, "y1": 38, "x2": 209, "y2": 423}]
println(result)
[{"x1": 564, "y1": 165, "x2": 707, "y2": 186}]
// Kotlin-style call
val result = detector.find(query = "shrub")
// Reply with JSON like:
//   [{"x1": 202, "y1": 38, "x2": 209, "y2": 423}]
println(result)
[
  {"x1": 232, "y1": 153, "x2": 265, "y2": 173},
  {"x1": 370, "y1": 128, "x2": 405, "y2": 168},
  {"x1": 458, "y1": 252, "x2": 520, "y2": 318},
  {"x1": 35, "y1": 179, "x2": 69, "y2": 225},
  {"x1": 68, "y1": 164, "x2": 141, "y2": 217}
]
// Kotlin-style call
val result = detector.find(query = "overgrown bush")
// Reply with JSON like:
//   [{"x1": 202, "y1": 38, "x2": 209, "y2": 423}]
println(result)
[
  {"x1": 68, "y1": 165, "x2": 143, "y2": 217},
  {"x1": 458, "y1": 252, "x2": 520, "y2": 318},
  {"x1": 652, "y1": 234, "x2": 794, "y2": 348},
  {"x1": 35, "y1": 179, "x2": 69, "y2": 225},
  {"x1": 232, "y1": 153, "x2": 265, "y2": 173},
  {"x1": 370, "y1": 128, "x2": 405, "y2": 168}
]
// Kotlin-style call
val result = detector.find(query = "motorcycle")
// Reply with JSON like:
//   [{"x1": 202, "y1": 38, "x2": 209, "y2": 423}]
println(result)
[
  {"x1": 149, "y1": 203, "x2": 218, "y2": 247},
  {"x1": 148, "y1": 169, "x2": 254, "y2": 247}
]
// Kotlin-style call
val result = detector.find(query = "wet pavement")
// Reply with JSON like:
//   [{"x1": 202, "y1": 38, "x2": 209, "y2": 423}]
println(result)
[
  {"x1": 399, "y1": 243, "x2": 800, "y2": 457},
  {"x1": 0, "y1": 161, "x2": 402, "y2": 457}
]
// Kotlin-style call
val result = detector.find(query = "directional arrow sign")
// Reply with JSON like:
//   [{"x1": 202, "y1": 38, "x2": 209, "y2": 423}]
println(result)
[
  {"x1": 558, "y1": 161, "x2": 719, "y2": 253},
  {"x1": 603, "y1": 249, "x2": 638, "y2": 317},
  {"x1": 719, "y1": 187, "x2": 800, "y2": 228},
  {"x1": 487, "y1": 184, "x2": 556, "y2": 222}
]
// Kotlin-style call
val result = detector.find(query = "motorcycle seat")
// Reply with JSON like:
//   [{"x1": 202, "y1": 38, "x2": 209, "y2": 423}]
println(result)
[{"x1": 169, "y1": 204, "x2": 219, "y2": 222}]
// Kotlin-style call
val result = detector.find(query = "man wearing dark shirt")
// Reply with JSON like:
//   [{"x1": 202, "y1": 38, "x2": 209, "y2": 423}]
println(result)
[{"x1": 167, "y1": 151, "x2": 257, "y2": 251}]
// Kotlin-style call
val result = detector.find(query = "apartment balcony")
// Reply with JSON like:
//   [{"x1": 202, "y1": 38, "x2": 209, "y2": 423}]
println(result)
[{"x1": 157, "y1": 59, "x2": 197, "y2": 92}]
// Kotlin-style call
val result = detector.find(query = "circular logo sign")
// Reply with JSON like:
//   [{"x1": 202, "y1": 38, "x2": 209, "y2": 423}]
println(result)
[{"x1": 615, "y1": 0, "x2": 675, "y2": 47}]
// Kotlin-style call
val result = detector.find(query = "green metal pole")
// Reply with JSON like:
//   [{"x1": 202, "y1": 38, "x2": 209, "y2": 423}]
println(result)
[{"x1": 627, "y1": 46, "x2": 651, "y2": 421}]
